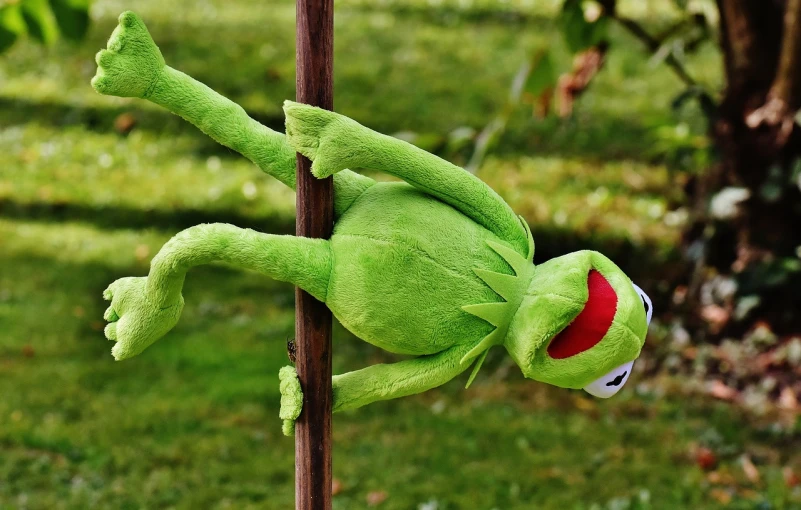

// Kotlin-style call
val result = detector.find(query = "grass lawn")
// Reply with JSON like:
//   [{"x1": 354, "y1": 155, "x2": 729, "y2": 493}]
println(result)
[{"x1": 3, "y1": 0, "x2": 800, "y2": 508}]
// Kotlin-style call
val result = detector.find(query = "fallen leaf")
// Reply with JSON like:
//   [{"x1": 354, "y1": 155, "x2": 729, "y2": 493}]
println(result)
[
  {"x1": 114, "y1": 113, "x2": 137, "y2": 135},
  {"x1": 332, "y1": 478, "x2": 343, "y2": 496},
  {"x1": 741, "y1": 455, "x2": 761, "y2": 484},
  {"x1": 701, "y1": 305, "x2": 729, "y2": 330},
  {"x1": 707, "y1": 380, "x2": 738, "y2": 401},
  {"x1": 21, "y1": 345, "x2": 35, "y2": 358},
  {"x1": 696, "y1": 447, "x2": 717, "y2": 471},
  {"x1": 784, "y1": 467, "x2": 799, "y2": 488},
  {"x1": 739, "y1": 488, "x2": 760, "y2": 500},
  {"x1": 754, "y1": 351, "x2": 776, "y2": 372},
  {"x1": 778, "y1": 387, "x2": 798, "y2": 410},
  {"x1": 672, "y1": 285, "x2": 688, "y2": 305},
  {"x1": 366, "y1": 490, "x2": 388, "y2": 506},
  {"x1": 707, "y1": 470, "x2": 735, "y2": 485},
  {"x1": 709, "y1": 488, "x2": 732, "y2": 504}
]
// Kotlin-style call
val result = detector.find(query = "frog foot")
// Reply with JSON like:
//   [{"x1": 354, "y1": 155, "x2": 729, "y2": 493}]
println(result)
[
  {"x1": 283, "y1": 100, "x2": 372, "y2": 178},
  {"x1": 103, "y1": 277, "x2": 183, "y2": 360},
  {"x1": 92, "y1": 11, "x2": 166, "y2": 98},
  {"x1": 279, "y1": 365, "x2": 303, "y2": 437}
]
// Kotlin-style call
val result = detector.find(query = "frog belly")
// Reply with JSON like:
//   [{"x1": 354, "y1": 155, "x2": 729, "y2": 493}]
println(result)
[{"x1": 326, "y1": 182, "x2": 509, "y2": 355}]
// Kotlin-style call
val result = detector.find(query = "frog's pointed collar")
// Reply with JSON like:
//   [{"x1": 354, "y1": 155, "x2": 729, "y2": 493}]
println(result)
[{"x1": 461, "y1": 218, "x2": 535, "y2": 388}]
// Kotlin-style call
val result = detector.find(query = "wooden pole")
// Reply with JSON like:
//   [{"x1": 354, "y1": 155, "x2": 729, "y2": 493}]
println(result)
[{"x1": 294, "y1": 0, "x2": 334, "y2": 508}]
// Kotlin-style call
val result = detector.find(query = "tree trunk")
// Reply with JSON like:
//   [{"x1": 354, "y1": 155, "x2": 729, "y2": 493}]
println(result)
[{"x1": 694, "y1": 0, "x2": 801, "y2": 336}]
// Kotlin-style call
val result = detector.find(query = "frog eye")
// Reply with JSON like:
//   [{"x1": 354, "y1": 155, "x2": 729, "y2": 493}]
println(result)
[
  {"x1": 583, "y1": 360, "x2": 634, "y2": 398},
  {"x1": 631, "y1": 283, "x2": 652, "y2": 326}
]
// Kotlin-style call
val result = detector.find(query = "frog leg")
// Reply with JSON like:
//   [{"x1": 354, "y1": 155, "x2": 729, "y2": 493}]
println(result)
[
  {"x1": 102, "y1": 223, "x2": 331, "y2": 360},
  {"x1": 92, "y1": 11, "x2": 373, "y2": 215},
  {"x1": 284, "y1": 101, "x2": 530, "y2": 254},
  {"x1": 331, "y1": 343, "x2": 476, "y2": 412},
  {"x1": 279, "y1": 343, "x2": 473, "y2": 434}
]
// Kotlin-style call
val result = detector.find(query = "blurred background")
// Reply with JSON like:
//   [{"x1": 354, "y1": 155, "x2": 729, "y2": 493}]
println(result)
[{"x1": 3, "y1": 0, "x2": 801, "y2": 508}]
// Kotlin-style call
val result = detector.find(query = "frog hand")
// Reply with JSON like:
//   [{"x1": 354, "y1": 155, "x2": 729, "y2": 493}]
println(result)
[
  {"x1": 103, "y1": 277, "x2": 184, "y2": 360},
  {"x1": 279, "y1": 366, "x2": 304, "y2": 437},
  {"x1": 92, "y1": 11, "x2": 166, "y2": 98},
  {"x1": 283, "y1": 100, "x2": 372, "y2": 178}
]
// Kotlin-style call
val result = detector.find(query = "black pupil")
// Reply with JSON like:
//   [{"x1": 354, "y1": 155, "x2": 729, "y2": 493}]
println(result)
[
  {"x1": 606, "y1": 371, "x2": 628, "y2": 387},
  {"x1": 640, "y1": 294, "x2": 649, "y2": 314}
]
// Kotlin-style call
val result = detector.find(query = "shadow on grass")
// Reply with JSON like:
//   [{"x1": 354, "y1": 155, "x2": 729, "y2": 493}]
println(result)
[
  {"x1": 1, "y1": 93, "x2": 664, "y2": 165},
  {"x1": 342, "y1": 2, "x2": 687, "y2": 27},
  {"x1": 343, "y1": 3, "x2": 546, "y2": 25},
  {"x1": 0, "y1": 198, "x2": 295, "y2": 234},
  {"x1": 0, "y1": 96, "x2": 285, "y2": 143}
]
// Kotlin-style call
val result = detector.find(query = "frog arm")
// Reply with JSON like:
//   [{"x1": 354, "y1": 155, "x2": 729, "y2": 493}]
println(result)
[
  {"x1": 92, "y1": 11, "x2": 373, "y2": 212},
  {"x1": 147, "y1": 67, "x2": 302, "y2": 189},
  {"x1": 150, "y1": 69, "x2": 374, "y2": 211},
  {"x1": 133, "y1": 66, "x2": 374, "y2": 212},
  {"x1": 103, "y1": 223, "x2": 332, "y2": 360},
  {"x1": 332, "y1": 344, "x2": 474, "y2": 413},
  {"x1": 146, "y1": 223, "x2": 331, "y2": 307},
  {"x1": 284, "y1": 101, "x2": 530, "y2": 255}
]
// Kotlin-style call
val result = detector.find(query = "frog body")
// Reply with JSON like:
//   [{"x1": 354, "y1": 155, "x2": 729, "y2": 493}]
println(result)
[
  {"x1": 328, "y1": 182, "x2": 504, "y2": 356},
  {"x1": 92, "y1": 12, "x2": 652, "y2": 435}
]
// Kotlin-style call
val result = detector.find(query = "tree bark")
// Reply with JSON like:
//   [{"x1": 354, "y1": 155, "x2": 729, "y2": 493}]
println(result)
[
  {"x1": 699, "y1": 0, "x2": 801, "y2": 335},
  {"x1": 294, "y1": 0, "x2": 334, "y2": 508}
]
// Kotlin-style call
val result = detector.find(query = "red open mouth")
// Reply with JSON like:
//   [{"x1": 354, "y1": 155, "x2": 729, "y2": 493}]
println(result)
[{"x1": 547, "y1": 269, "x2": 618, "y2": 359}]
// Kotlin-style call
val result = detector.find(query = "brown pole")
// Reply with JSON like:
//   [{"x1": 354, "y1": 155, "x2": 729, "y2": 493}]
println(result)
[{"x1": 294, "y1": 0, "x2": 334, "y2": 508}]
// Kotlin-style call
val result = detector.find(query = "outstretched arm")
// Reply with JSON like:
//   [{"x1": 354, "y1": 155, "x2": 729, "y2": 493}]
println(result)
[
  {"x1": 279, "y1": 344, "x2": 473, "y2": 435},
  {"x1": 93, "y1": 12, "x2": 297, "y2": 188},
  {"x1": 91, "y1": 11, "x2": 376, "y2": 214},
  {"x1": 284, "y1": 101, "x2": 530, "y2": 255},
  {"x1": 103, "y1": 223, "x2": 331, "y2": 361},
  {"x1": 150, "y1": 68, "x2": 299, "y2": 188}
]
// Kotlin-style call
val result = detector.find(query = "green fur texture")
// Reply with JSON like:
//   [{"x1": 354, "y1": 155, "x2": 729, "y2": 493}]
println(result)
[
  {"x1": 93, "y1": 12, "x2": 648, "y2": 436},
  {"x1": 279, "y1": 366, "x2": 303, "y2": 436}
]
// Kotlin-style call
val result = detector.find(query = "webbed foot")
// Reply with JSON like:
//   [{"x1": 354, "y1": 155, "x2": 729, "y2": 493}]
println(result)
[
  {"x1": 103, "y1": 277, "x2": 183, "y2": 360},
  {"x1": 279, "y1": 365, "x2": 303, "y2": 437},
  {"x1": 283, "y1": 100, "x2": 373, "y2": 178},
  {"x1": 92, "y1": 11, "x2": 165, "y2": 98}
]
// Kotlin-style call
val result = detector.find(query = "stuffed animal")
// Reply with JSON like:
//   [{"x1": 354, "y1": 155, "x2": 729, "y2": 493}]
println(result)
[{"x1": 93, "y1": 12, "x2": 652, "y2": 436}]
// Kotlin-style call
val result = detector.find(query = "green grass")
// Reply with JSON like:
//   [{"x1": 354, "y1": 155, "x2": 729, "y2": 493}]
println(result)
[
  {"x1": 1, "y1": 0, "x2": 718, "y2": 245},
  {"x1": 3, "y1": 219, "x2": 801, "y2": 509},
  {"x1": 3, "y1": 0, "x2": 798, "y2": 508}
]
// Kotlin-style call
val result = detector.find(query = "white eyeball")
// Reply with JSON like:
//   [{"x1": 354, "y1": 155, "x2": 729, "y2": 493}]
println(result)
[
  {"x1": 583, "y1": 360, "x2": 634, "y2": 398},
  {"x1": 631, "y1": 283, "x2": 652, "y2": 326}
]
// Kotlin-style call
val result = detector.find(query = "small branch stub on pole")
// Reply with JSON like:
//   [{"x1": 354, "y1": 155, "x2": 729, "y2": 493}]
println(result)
[{"x1": 294, "y1": 0, "x2": 334, "y2": 509}]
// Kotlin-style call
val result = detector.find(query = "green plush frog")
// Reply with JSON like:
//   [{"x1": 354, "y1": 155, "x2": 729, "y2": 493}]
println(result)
[{"x1": 93, "y1": 12, "x2": 652, "y2": 436}]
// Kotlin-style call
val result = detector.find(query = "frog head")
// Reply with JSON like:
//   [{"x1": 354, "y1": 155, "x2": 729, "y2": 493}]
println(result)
[{"x1": 504, "y1": 250, "x2": 651, "y2": 398}]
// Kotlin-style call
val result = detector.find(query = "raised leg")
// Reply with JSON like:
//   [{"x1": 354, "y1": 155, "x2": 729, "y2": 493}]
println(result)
[
  {"x1": 279, "y1": 343, "x2": 473, "y2": 435},
  {"x1": 92, "y1": 11, "x2": 374, "y2": 215},
  {"x1": 284, "y1": 101, "x2": 531, "y2": 256},
  {"x1": 103, "y1": 223, "x2": 332, "y2": 360}
]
